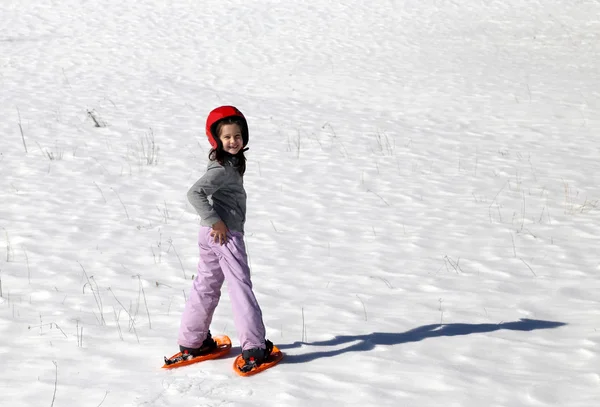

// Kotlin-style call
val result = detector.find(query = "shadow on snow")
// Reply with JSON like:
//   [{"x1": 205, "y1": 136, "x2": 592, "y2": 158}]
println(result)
[{"x1": 277, "y1": 318, "x2": 566, "y2": 364}]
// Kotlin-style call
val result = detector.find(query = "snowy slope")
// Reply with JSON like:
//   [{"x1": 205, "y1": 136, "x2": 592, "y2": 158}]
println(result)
[{"x1": 1, "y1": 1, "x2": 599, "y2": 406}]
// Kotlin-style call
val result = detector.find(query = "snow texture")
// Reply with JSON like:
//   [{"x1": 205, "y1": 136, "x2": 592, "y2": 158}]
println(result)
[{"x1": 1, "y1": 1, "x2": 599, "y2": 406}]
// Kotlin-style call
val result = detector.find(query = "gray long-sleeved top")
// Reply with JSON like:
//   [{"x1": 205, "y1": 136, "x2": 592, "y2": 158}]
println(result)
[{"x1": 187, "y1": 157, "x2": 247, "y2": 233}]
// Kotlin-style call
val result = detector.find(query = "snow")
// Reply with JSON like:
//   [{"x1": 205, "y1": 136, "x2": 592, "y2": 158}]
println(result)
[{"x1": 1, "y1": 0, "x2": 599, "y2": 406}]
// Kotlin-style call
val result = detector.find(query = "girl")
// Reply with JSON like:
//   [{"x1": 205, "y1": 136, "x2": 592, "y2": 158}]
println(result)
[{"x1": 177, "y1": 105, "x2": 272, "y2": 368}]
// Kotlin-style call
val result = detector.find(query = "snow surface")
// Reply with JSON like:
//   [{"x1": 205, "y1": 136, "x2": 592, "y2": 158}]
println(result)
[{"x1": 1, "y1": 0, "x2": 599, "y2": 406}]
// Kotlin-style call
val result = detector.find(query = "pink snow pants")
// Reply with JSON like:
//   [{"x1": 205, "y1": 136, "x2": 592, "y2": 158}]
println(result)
[{"x1": 178, "y1": 226, "x2": 266, "y2": 351}]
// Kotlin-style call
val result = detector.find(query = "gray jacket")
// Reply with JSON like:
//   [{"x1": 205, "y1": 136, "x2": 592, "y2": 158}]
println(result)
[{"x1": 187, "y1": 157, "x2": 247, "y2": 233}]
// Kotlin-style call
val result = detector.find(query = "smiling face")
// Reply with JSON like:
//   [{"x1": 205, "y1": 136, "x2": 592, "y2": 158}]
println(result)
[{"x1": 218, "y1": 123, "x2": 243, "y2": 155}]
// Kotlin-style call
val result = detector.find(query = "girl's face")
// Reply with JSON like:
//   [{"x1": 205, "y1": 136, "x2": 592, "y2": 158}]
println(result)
[{"x1": 218, "y1": 123, "x2": 243, "y2": 155}]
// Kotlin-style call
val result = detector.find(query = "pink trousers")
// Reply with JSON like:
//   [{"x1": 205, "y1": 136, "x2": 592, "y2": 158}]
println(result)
[{"x1": 178, "y1": 227, "x2": 266, "y2": 351}]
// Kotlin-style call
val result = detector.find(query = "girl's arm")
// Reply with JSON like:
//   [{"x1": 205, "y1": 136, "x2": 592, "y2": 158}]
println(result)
[{"x1": 187, "y1": 165, "x2": 226, "y2": 226}]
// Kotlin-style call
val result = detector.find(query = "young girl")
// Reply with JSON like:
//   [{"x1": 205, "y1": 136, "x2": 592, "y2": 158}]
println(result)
[{"x1": 177, "y1": 105, "x2": 272, "y2": 368}]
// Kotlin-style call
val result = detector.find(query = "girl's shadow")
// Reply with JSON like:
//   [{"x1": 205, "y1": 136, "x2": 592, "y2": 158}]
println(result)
[{"x1": 277, "y1": 318, "x2": 566, "y2": 364}]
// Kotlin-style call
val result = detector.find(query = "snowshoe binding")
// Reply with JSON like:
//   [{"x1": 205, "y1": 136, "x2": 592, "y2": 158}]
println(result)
[
  {"x1": 163, "y1": 331, "x2": 218, "y2": 366},
  {"x1": 238, "y1": 340, "x2": 274, "y2": 373}
]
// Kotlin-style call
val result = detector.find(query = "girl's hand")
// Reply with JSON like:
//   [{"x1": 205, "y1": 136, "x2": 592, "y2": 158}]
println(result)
[{"x1": 210, "y1": 220, "x2": 228, "y2": 245}]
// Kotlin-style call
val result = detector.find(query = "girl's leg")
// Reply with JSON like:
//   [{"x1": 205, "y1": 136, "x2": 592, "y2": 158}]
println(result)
[
  {"x1": 177, "y1": 227, "x2": 225, "y2": 348},
  {"x1": 209, "y1": 230, "x2": 266, "y2": 351}
]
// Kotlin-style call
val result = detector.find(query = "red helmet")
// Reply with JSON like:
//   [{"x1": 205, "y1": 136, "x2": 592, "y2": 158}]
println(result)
[{"x1": 205, "y1": 106, "x2": 249, "y2": 149}]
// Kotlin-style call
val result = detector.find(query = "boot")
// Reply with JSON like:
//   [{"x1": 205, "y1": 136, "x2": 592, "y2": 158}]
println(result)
[
  {"x1": 240, "y1": 339, "x2": 273, "y2": 371},
  {"x1": 179, "y1": 331, "x2": 217, "y2": 359}
]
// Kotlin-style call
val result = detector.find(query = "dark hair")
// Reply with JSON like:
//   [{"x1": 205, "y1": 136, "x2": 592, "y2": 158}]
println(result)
[{"x1": 208, "y1": 117, "x2": 247, "y2": 176}]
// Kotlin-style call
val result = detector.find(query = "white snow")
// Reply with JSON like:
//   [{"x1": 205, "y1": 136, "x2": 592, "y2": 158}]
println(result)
[{"x1": 1, "y1": 1, "x2": 599, "y2": 406}]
